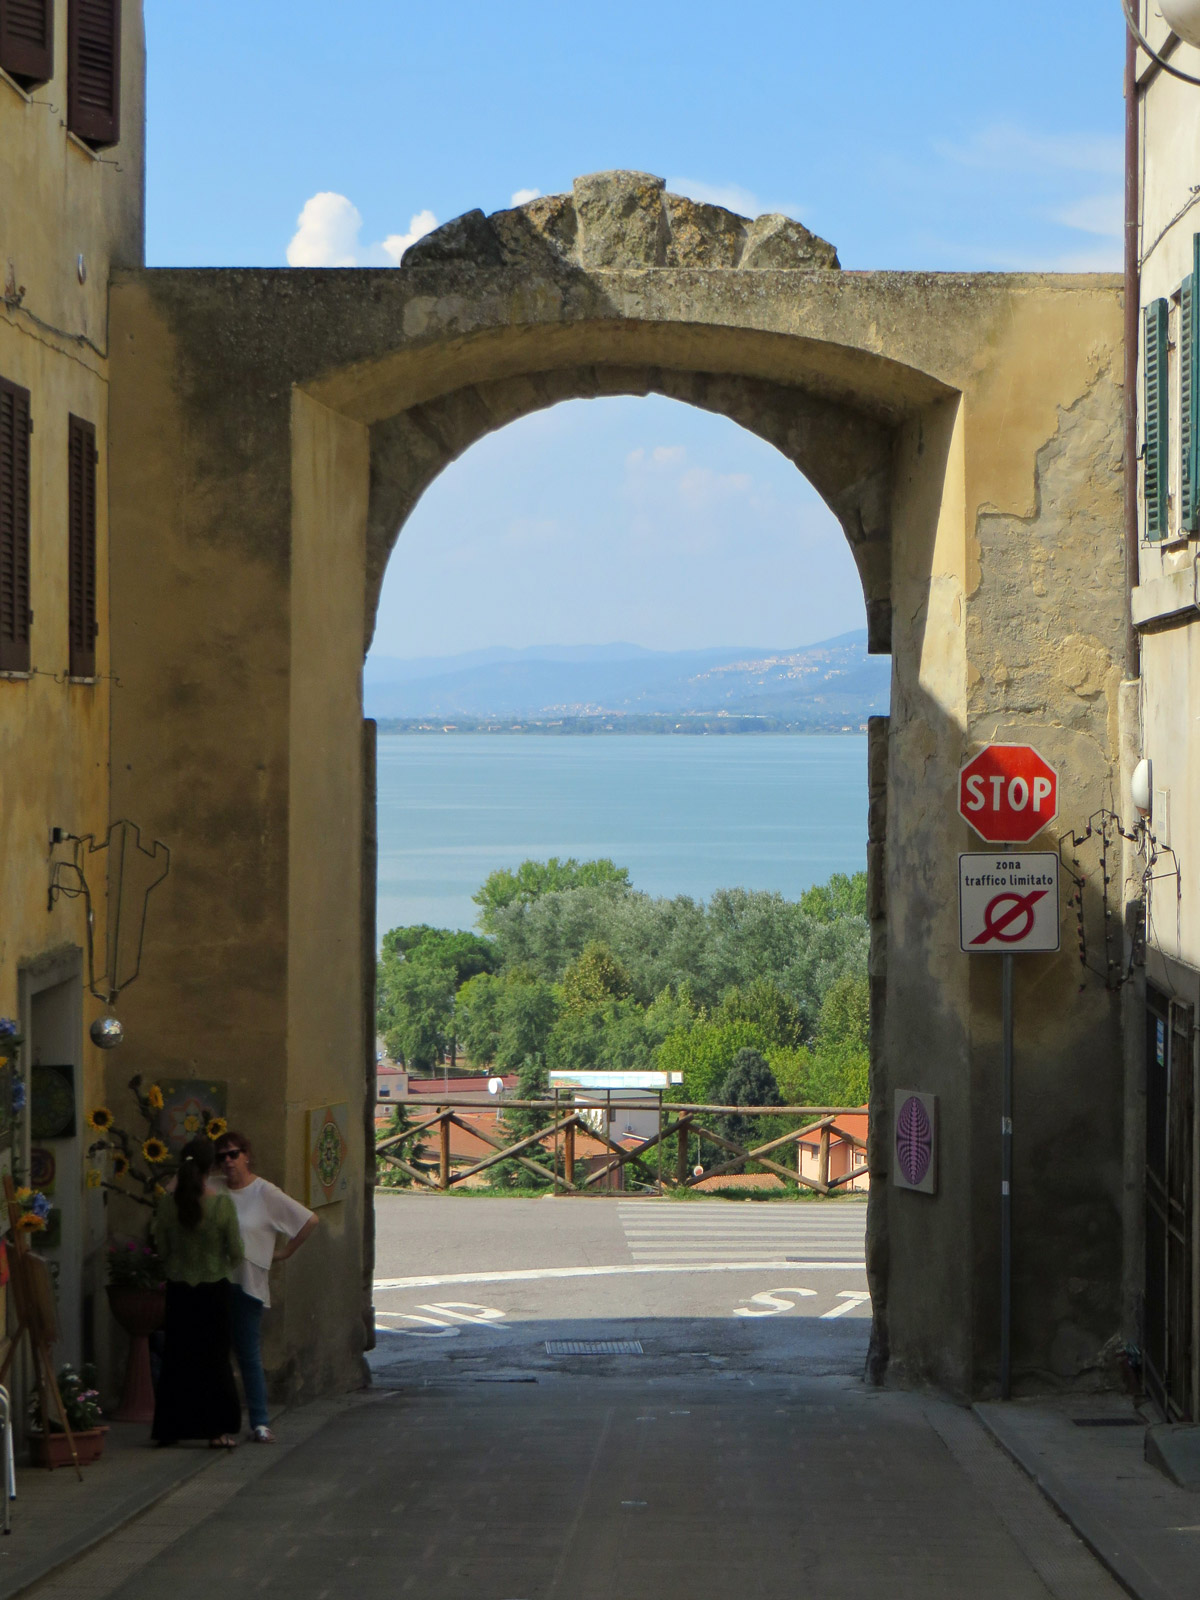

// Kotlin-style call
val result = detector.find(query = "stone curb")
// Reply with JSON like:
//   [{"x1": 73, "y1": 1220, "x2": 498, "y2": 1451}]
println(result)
[
  {"x1": 0, "y1": 1449, "x2": 216, "y2": 1600},
  {"x1": 973, "y1": 1403, "x2": 1175, "y2": 1600}
]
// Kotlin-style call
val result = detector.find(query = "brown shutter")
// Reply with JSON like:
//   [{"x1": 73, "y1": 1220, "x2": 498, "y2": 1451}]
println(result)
[
  {"x1": 0, "y1": 377, "x2": 32, "y2": 674},
  {"x1": 0, "y1": 0, "x2": 54, "y2": 87},
  {"x1": 67, "y1": 0, "x2": 120, "y2": 148},
  {"x1": 68, "y1": 414, "x2": 97, "y2": 678}
]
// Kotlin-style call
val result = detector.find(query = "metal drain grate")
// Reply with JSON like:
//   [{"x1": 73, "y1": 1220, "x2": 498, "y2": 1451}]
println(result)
[{"x1": 544, "y1": 1339, "x2": 643, "y2": 1356}]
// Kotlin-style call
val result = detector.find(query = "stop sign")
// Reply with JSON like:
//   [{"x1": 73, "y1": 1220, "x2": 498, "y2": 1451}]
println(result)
[{"x1": 958, "y1": 745, "x2": 1058, "y2": 843}]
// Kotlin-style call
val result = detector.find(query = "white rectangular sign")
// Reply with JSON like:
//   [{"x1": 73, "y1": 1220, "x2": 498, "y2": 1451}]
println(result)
[{"x1": 958, "y1": 853, "x2": 1060, "y2": 954}]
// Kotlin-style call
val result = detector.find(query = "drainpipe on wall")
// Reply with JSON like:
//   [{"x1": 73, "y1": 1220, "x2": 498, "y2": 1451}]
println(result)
[{"x1": 1124, "y1": 19, "x2": 1141, "y2": 682}]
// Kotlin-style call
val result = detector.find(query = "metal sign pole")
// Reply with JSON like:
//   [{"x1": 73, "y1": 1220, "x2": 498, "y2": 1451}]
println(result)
[{"x1": 1000, "y1": 950, "x2": 1014, "y2": 1401}]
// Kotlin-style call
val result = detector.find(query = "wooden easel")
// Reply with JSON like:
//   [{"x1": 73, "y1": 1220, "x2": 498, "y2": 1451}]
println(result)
[{"x1": 0, "y1": 1176, "x2": 80, "y2": 1479}]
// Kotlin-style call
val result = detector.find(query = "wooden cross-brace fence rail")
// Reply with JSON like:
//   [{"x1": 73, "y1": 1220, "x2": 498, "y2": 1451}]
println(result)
[{"x1": 374, "y1": 1100, "x2": 868, "y2": 1196}]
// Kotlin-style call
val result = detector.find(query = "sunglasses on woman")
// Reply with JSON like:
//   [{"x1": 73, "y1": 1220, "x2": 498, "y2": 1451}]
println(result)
[{"x1": 216, "y1": 1148, "x2": 244, "y2": 1162}]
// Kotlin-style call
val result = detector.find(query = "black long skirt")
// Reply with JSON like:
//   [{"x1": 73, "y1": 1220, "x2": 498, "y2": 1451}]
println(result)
[{"x1": 151, "y1": 1279, "x2": 241, "y2": 1442}]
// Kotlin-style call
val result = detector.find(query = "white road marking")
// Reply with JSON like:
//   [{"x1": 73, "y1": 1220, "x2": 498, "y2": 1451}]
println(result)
[
  {"x1": 374, "y1": 1260, "x2": 866, "y2": 1291},
  {"x1": 375, "y1": 1300, "x2": 509, "y2": 1337},
  {"x1": 416, "y1": 1301, "x2": 509, "y2": 1326},
  {"x1": 375, "y1": 1311, "x2": 461, "y2": 1338},
  {"x1": 820, "y1": 1291, "x2": 872, "y2": 1320},
  {"x1": 732, "y1": 1287, "x2": 819, "y2": 1318}
]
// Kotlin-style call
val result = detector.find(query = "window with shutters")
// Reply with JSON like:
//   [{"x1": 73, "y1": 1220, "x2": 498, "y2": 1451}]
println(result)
[
  {"x1": 67, "y1": 0, "x2": 119, "y2": 149},
  {"x1": 0, "y1": 0, "x2": 53, "y2": 89},
  {"x1": 0, "y1": 376, "x2": 32, "y2": 675},
  {"x1": 1145, "y1": 298, "x2": 1170, "y2": 543},
  {"x1": 68, "y1": 415, "x2": 97, "y2": 679},
  {"x1": 1181, "y1": 276, "x2": 1195, "y2": 535}
]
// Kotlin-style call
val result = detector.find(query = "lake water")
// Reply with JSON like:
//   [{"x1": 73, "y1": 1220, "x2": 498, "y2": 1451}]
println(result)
[{"x1": 376, "y1": 734, "x2": 868, "y2": 936}]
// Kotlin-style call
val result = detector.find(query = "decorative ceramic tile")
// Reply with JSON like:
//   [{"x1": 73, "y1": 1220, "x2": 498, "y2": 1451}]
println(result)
[
  {"x1": 307, "y1": 1103, "x2": 350, "y2": 1207},
  {"x1": 31, "y1": 1064, "x2": 75, "y2": 1140},
  {"x1": 155, "y1": 1079, "x2": 227, "y2": 1153}
]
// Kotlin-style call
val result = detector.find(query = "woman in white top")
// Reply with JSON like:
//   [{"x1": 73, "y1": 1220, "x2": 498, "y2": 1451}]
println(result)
[{"x1": 214, "y1": 1131, "x2": 317, "y2": 1442}]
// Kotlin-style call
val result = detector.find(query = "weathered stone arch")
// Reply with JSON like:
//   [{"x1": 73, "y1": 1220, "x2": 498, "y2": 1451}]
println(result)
[
  {"x1": 107, "y1": 172, "x2": 1127, "y2": 1404},
  {"x1": 364, "y1": 363, "x2": 898, "y2": 654}
]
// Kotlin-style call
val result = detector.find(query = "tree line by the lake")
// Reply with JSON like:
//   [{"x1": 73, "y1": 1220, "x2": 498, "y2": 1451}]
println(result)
[{"x1": 375, "y1": 859, "x2": 870, "y2": 1119}]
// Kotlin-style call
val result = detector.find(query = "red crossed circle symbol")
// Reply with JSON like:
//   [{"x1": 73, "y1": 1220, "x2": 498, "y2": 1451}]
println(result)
[{"x1": 969, "y1": 888, "x2": 1047, "y2": 946}]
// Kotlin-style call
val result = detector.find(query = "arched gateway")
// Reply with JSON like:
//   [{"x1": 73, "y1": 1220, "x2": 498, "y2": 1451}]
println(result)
[{"x1": 108, "y1": 172, "x2": 1127, "y2": 1402}]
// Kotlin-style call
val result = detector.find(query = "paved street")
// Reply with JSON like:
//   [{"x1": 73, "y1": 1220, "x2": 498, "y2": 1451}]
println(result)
[
  {"x1": 370, "y1": 1193, "x2": 871, "y2": 1381},
  {"x1": 16, "y1": 1195, "x2": 1137, "y2": 1600}
]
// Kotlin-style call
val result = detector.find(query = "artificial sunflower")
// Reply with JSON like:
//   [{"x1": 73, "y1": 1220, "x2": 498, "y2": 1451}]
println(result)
[
  {"x1": 112, "y1": 1153, "x2": 130, "y2": 1178},
  {"x1": 86, "y1": 1106, "x2": 114, "y2": 1132},
  {"x1": 142, "y1": 1136, "x2": 169, "y2": 1164},
  {"x1": 206, "y1": 1117, "x2": 228, "y2": 1141},
  {"x1": 13, "y1": 1186, "x2": 33, "y2": 1205},
  {"x1": 85, "y1": 1167, "x2": 103, "y2": 1189},
  {"x1": 147, "y1": 1083, "x2": 164, "y2": 1110},
  {"x1": 16, "y1": 1212, "x2": 45, "y2": 1232}
]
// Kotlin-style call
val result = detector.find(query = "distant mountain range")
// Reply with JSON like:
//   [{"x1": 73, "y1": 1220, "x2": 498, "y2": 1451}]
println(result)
[{"x1": 364, "y1": 631, "x2": 889, "y2": 731}]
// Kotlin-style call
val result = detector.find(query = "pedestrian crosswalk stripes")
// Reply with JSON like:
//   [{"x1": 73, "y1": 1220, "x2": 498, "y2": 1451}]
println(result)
[{"x1": 617, "y1": 1201, "x2": 867, "y2": 1265}]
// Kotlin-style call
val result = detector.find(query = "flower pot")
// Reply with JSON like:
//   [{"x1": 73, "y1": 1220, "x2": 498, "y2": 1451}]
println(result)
[
  {"x1": 106, "y1": 1284, "x2": 166, "y2": 1424},
  {"x1": 29, "y1": 1426, "x2": 108, "y2": 1468}
]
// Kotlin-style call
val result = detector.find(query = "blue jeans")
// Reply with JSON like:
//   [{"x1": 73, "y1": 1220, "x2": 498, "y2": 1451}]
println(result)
[{"x1": 228, "y1": 1284, "x2": 268, "y2": 1429}]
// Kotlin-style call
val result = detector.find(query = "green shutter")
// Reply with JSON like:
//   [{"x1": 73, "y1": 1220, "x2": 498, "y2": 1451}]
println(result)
[
  {"x1": 1182, "y1": 276, "x2": 1195, "y2": 532},
  {"x1": 1145, "y1": 298, "x2": 1170, "y2": 542}
]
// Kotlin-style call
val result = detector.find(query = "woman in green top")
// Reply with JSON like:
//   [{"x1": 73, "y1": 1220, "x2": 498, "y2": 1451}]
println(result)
[{"x1": 151, "y1": 1136, "x2": 244, "y2": 1447}]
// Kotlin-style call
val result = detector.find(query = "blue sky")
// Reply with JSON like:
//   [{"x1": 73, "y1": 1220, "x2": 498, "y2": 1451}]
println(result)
[{"x1": 145, "y1": 0, "x2": 1125, "y2": 657}]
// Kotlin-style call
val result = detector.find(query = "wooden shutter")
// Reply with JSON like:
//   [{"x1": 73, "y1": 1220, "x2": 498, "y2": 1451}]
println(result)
[
  {"x1": 67, "y1": 0, "x2": 120, "y2": 148},
  {"x1": 1181, "y1": 276, "x2": 1195, "y2": 533},
  {"x1": 0, "y1": 0, "x2": 53, "y2": 87},
  {"x1": 1145, "y1": 298, "x2": 1170, "y2": 543},
  {"x1": 0, "y1": 377, "x2": 32, "y2": 674},
  {"x1": 68, "y1": 414, "x2": 97, "y2": 678}
]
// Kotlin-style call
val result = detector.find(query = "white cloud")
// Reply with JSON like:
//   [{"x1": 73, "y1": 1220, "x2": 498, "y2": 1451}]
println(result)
[
  {"x1": 664, "y1": 176, "x2": 805, "y2": 221},
  {"x1": 935, "y1": 125, "x2": 1122, "y2": 177},
  {"x1": 286, "y1": 193, "x2": 438, "y2": 267},
  {"x1": 380, "y1": 210, "x2": 439, "y2": 265},
  {"x1": 678, "y1": 466, "x2": 752, "y2": 511},
  {"x1": 1053, "y1": 191, "x2": 1123, "y2": 238},
  {"x1": 652, "y1": 445, "x2": 686, "y2": 466},
  {"x1": 286, "y1": 192, "x2": 364, "y2": 267},
  {"x1": 511, "y1": 187, "x2": 541, "y2": 206}
]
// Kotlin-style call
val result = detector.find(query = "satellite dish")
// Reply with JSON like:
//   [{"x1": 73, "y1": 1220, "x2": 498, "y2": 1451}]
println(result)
[{"x1": 487, "y1": 1076, "x2": 504, "y2": 1096}]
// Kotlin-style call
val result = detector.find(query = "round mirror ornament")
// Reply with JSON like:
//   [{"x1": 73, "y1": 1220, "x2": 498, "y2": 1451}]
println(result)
[{"x1": 89, "y1": 1016, "x2": 125, "y2": 1050}]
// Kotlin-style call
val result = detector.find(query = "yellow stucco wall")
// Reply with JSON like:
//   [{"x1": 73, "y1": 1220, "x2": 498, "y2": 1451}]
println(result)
[{"x1": 0, "y1": 7, "x2": 145, "y2": 1373}]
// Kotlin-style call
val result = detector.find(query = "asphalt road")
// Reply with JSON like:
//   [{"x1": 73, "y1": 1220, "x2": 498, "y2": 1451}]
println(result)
[{"x1": 369, "y1": 1193, "x2": 871, "y2": 1381}]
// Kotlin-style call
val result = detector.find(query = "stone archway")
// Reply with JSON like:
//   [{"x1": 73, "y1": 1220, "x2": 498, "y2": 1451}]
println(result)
[{"x1": 108, "y1": 171, "x2": 1126, "y2": 1403}]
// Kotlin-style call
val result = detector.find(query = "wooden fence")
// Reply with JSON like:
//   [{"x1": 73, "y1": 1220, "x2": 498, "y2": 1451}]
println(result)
[{"x1": 375, "y1": 1099, "x2": 868, "y2": 1196}]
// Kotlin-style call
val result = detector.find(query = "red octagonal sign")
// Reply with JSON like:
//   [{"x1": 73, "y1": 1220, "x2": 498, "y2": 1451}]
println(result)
[{"x1": 958, "y1": 744, "x2": 1058, "y2": 844}]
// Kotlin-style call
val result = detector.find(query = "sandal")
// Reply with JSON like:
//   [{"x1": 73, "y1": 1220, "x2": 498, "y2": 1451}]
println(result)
[{"x1": 209, "y1": 1435, "x2": 238, "y2": 1449}]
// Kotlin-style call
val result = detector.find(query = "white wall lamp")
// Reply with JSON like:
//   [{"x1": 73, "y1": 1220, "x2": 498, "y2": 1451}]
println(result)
[
  {"x1": 1122, "y1": 0, "x2": 1200, "y2": 83},
  {"x1": 1131, "y1": 756, "x2": 1153, "y2": 819}
]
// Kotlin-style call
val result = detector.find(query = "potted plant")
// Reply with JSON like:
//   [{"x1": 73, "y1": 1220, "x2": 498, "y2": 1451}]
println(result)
[
  {"x1": 86, "y1": 1077, "x2": 225, "y2": 1422},
  {"x1": 28, "y1": 1364, "x2": 107, "y2": 1467}
]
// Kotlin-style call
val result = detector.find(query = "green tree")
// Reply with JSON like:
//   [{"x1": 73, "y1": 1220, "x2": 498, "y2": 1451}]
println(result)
[
  {"x1": 381, "y1": 925, "x2": 497, "y2": 985},
  {"x1": 560, "y1": 942, "x2": 633, "y2": 1014},
  {"x1": 473, "y1": 857, "x2": 631, "y2": 933},
  {"x1": 454, "y1": 970, "x2": 502, "y2": 1066},
  {"x1": 655, "y1": 1018, "x2": 768, "y2": 1103},
  {"x1": 546, "y1": 1000, "x2": 655, "y2": 1076},
  {"x1": 716, "y1": 979, "x2": 804, "y2": 1050},
  {"x1": 379, "y1": 961, "x2": 455, "y2": 1071},
  {"x1": 800, "y1": 871, "x2": 868, "y2": 923},
  {"x1": 806, "y1": 973, "x2": 870, "y2": 1106},
  {"x1": 717, "y1": 1047, "x2": 782, "y2": 1147},
  {"x1": 764, "y1": 1045, "x2": 813, "y2": 1105}
]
